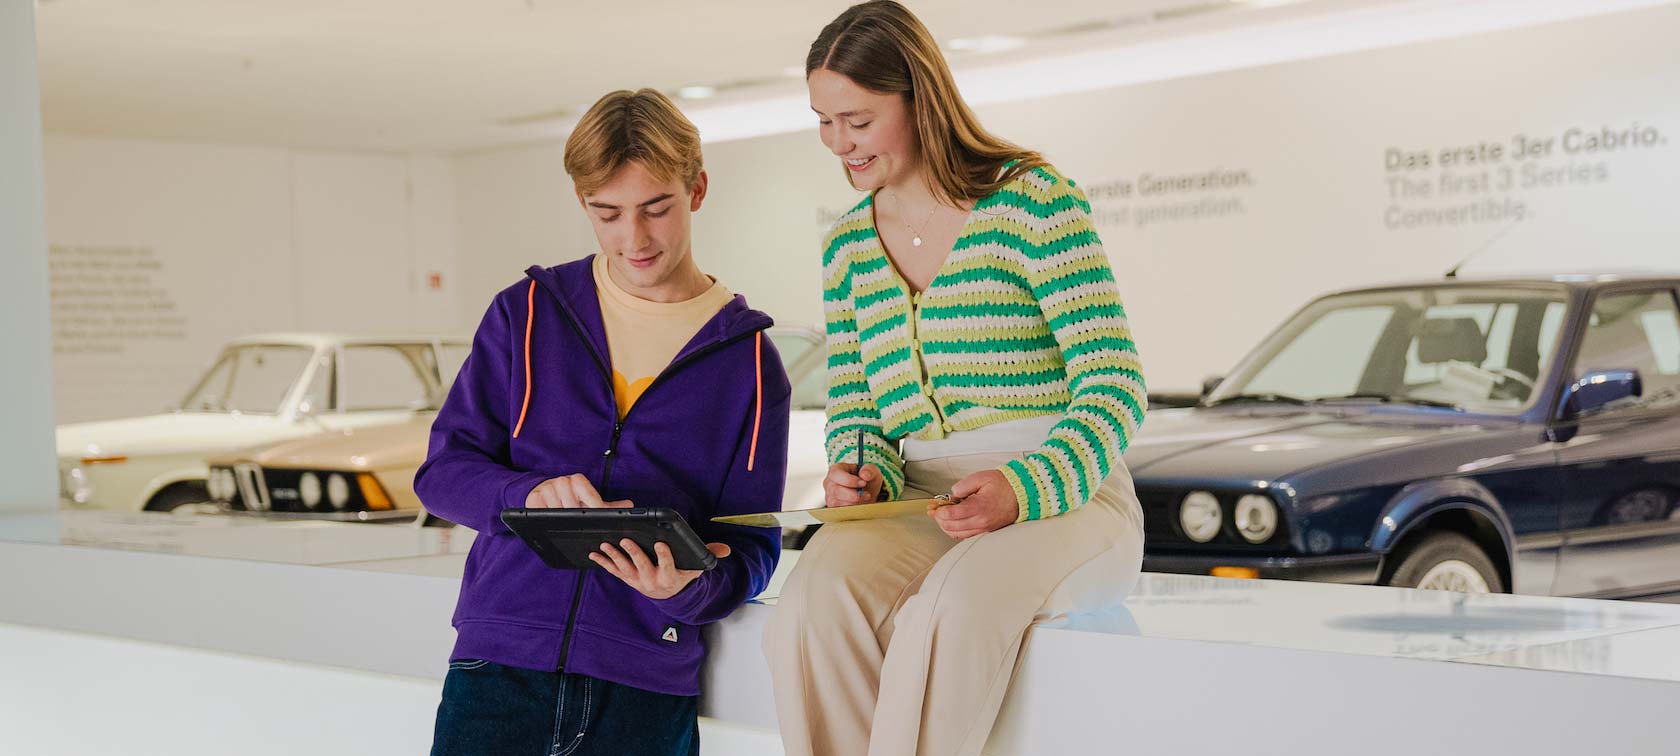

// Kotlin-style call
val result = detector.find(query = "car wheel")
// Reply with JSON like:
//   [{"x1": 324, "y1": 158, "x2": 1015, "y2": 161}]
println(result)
[
  {"x1": 1386, "y1": 531, "x2": 1503, "y2": 593},
  {"x1": 145, "y1": 481, "x2": 213, "y2": 514}
]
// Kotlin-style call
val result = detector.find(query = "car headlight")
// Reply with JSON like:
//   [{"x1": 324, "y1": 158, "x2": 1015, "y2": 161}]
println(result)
[
  {"x1": 1235, "y1": 494, "x2": 1279, "y2": 543},
  {"x1": 214, "y1": 469, "x2": 231, "y2": 500},
  {"x1": 61, "y1": 466, "x2": 94, "y2": 505},
  {"x1": 299, "y1": 473, "x2": 323, "y2": 508},
  {"x1": 327, "y1": 474, "x2": 350, "y2": 509},
  {"x1": 1179, "y1": 491, "x2": 1223, "y2": 543},
  {"x1": 207, "y1": 469, "x2": 227, "y2": 500}
]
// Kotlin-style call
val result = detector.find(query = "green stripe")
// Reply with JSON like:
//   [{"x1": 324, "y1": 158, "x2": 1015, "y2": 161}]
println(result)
[
  {"x1": 917, "y1": 301, "x2": 1043, "y2": 320},
  {"x1": 1005, "y1": 458, "x2": 1042, "y2": 520},
  {"x1": 929, "y1": 265, "x2": 1032, "y2": 290}
]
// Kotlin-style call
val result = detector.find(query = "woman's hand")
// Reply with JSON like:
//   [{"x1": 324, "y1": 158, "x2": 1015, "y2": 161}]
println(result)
[
  {"x1": 823, "y1": 462, "x2": 884, "y2": 507},
  {"x1": 590, "y1": 540, "x2": 732, "y2": 601},
  {"x1": 931, "y1": 469, "x2": 1018, "y2": 539}
]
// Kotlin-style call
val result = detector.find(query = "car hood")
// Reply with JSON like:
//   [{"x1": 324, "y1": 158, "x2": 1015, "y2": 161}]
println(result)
[
  {"x1": 56, "y1": 413, "x2": 299, "y2": 460},
  {"x1": 211, "y1": 417, "x2": 433, "y2": 471},
  {"x1": 1126, "y1": 406, "x2": 1502, "y2": 486}
]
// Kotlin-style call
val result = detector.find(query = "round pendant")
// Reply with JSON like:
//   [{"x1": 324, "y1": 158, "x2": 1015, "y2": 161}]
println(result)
[{"x1": 913, "y1": 236, "x2": 923, "y2": 247}]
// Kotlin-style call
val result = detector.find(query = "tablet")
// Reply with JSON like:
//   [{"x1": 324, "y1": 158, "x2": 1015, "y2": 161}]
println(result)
[{"x1": 500, "y1": 508, "x2": 718, "y2": 572}]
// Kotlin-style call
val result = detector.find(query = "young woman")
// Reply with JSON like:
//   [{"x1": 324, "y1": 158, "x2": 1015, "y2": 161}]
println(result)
[{"x1": 762, "y1": 3, "x2": 1149, "y2": 756}]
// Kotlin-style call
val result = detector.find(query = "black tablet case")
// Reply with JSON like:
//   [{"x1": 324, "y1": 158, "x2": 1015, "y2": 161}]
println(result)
[{"x1": 500, "y1": 508, "x2": 718, "y2": 572}]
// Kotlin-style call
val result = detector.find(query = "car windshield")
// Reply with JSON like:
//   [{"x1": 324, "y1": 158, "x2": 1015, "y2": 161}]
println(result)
[
  {"x1": 769, "y1": 331, "x2": 827, "y2": 411},
  {"x1": 1209, "y1": 286, "x2": 1570, "y2": 414},
  {"x1": 179, "y1": 345, "x2": 313, "y2": 415}
]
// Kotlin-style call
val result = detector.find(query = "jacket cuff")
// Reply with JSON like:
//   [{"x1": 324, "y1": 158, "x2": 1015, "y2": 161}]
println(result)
[
  {"x1": 496, "y1": 472, "x2": 553, "y2": 525},
  {"x1": 649, "y1": 570, "x2": 714, "y2": 623}
]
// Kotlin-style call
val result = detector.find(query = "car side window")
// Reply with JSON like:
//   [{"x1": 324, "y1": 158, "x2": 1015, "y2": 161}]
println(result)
[
  {"x1": 1572, "y1": 289, "x2": 1680, "y2": 414},
  {"x1": 341, "y1": 345, "x2": 434, "y2": 412}
]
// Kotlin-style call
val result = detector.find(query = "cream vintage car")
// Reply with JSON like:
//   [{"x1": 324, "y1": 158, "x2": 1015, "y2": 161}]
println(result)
[
  {"x1": 56, "y1": 333, "x2": 468, "y2": 513},
  {"x1": 203, "y1": 327, "x2": 832, "y2": 525}
]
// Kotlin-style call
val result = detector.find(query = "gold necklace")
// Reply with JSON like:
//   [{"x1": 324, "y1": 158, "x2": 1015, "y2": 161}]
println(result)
[{"x1": 888, "y1": 190, "x2": 938, "y2": 247}]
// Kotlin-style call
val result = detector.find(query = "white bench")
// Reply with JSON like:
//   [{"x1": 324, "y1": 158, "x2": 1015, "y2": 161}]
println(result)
[{"x1": 3, "y1": 513, "x2": 1679, "y2": 755}]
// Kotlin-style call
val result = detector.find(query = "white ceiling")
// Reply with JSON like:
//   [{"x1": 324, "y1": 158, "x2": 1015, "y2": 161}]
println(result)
[
  {"x1": 34, "y1": 0, "x2": 1360, "y2": 153},
  {"x1": 34, "y1": 0, "x2": 1671, "y2": 153}
]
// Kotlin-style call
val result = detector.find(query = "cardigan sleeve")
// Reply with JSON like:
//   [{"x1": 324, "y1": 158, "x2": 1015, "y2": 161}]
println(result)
[
  {"x1": 997, "y1": 172, "x2": 1147, "y2": 521},
  {"x1": 820, "y1": 207, "x2": 907, "y2": 502}
]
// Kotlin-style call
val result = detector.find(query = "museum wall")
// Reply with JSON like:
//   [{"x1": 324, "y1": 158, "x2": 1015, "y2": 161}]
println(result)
[
  {"x1": 452, "y1": 3, "x2": 1680, "y2": 393},
  {"x1": 42, "y1": 136, "x2": 459, "y2": 423}
]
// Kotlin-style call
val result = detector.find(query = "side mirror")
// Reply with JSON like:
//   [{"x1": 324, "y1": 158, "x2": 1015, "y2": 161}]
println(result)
[
  {"x1": 1201, "y1": 376, "x2": 1225, "y2": 399},
  {"x1": 1560, "y1": 369, "x2": 1642, "y2": 420}
]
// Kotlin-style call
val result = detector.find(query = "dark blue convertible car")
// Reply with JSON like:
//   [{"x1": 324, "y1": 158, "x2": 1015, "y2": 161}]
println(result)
[{"x1": 1136, "y1": 274, "x2": 1680, "y2": 598}]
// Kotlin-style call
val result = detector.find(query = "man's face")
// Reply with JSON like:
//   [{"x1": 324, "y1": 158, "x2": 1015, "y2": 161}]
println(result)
[{"x1": 579, "y1": 161, "x2": 708, "y2": 300}]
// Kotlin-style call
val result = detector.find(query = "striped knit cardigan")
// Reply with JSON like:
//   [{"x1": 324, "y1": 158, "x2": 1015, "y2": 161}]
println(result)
[{"x1": 821, "y1": 164, "x2": 1146, "y2": 522}]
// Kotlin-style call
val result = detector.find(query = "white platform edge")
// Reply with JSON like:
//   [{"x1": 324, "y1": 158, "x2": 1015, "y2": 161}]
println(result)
[{"x1": 5, "y1": 539, "x2": 1679, "y2": 755}]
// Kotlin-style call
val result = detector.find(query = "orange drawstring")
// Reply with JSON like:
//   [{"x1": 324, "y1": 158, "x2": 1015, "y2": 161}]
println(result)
[
  {"x1": 512, "y1": 281, "x2": 535, "y2": 439},
  {"x1": 748, "y1": 331, "x2": 763, "y2": 471}
]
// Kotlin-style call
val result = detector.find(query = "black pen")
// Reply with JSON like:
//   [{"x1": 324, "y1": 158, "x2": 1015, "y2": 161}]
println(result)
[{"x1": 855, "y1": 427, "x2": 866, "y2": 499}]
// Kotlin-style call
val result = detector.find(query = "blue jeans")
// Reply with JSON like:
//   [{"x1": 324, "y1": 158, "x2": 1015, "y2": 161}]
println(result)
[{"x1": 430, "y1": 660, "x2": 700, "y2": 756}]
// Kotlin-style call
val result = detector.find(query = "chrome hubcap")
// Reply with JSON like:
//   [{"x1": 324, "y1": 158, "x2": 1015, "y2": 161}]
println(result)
[{"x1": 1415, "y1": 560, "x2": 1490, "y2": 593}]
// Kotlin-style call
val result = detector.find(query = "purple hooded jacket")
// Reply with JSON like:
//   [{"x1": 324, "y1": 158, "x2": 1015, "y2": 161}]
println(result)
[{"x1": 414, "y1": 256, "x2": 788, "y2": 696}]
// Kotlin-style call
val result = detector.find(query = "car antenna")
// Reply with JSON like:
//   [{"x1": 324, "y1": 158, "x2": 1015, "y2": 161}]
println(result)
[{"x1": 1444, "y1": 221, "x2": 1519, "y2": 279}]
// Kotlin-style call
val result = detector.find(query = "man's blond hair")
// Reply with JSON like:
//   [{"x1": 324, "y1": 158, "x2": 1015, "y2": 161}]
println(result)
[{"x1": 564, "y1": 89, "x2": 703, "y2": 196}]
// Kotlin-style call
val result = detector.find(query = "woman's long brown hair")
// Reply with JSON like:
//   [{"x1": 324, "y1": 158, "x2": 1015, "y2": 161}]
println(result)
[{"x1": 807, "y1": 0, "x2": 1047, "y2": 206}]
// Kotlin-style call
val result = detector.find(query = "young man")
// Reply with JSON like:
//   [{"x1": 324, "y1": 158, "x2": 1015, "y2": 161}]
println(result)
[{"x1": 416, "y1": 88, "x2": 789, "y2": 756}]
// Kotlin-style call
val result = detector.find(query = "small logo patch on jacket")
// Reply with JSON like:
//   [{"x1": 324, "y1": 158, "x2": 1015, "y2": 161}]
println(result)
[{"x1": 661, "y1": 626, "x2": 679, "y2": 643}]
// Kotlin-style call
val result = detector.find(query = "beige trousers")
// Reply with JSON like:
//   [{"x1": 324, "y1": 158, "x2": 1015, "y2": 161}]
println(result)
[{"x1": 763, "y1": 451, "x2": 1145, "y2": 756}]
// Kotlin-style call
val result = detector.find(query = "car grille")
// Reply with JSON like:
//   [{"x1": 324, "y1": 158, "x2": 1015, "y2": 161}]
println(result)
[
  {"x1": 227, "y1": 465, "x2": 366, "y2": 513},
  {"x1": 231, "y1": 464, "x2": 268, "y2": 511}
]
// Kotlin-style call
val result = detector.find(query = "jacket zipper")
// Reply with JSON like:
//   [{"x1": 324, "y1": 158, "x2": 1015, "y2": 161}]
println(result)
[
  {"x1": 557, "y1": 419, "x2": 620, "y2": 673},
  {"x1": 538, "y1": 279, "x2": 765, "y2": 671},
  {"x1": 555, "y1": 336, "x2": 755, "y2": 670}
]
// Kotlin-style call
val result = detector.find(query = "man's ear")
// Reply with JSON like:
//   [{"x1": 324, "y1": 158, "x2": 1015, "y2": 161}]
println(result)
[
  {"x1": 689, "y1": 171, "x2": 709, "y2": 211},
  {"x1": 575, "y1": 187, "x2": 588, "y2": 210}
]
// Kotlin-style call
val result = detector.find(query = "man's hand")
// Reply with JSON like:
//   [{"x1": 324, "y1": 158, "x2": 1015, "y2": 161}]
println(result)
[
  {"x1": 525, "y1": 474, "x2": 633, "y2": 509},
  {"x1": 590, "y1": 539, "x2": 733, "y2": 600},
  {"x1": 823, "y1": 462, "x2": 884, "y2": 507},
  {"x1": 930, "y1": 469, "x2": 1018, "y2": 539}
]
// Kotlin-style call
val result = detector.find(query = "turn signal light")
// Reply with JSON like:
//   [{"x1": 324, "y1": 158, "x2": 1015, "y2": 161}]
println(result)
[
  {"x1": 1210, "y1": 566, "x2": 1259, "y2": 579},
  {"x1": 357, "y1": 473, "x2": 393, "y2": 510}
]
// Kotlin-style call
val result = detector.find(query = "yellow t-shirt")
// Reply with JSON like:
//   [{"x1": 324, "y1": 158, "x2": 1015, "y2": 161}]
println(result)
[{"x1": 593, "y1": 254, "x2": 733, "y2": 419}]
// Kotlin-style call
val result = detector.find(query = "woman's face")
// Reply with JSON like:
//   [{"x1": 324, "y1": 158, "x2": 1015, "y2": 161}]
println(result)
[{"x1": 808, "y1": 68, "x2": 917, "y2": 192}]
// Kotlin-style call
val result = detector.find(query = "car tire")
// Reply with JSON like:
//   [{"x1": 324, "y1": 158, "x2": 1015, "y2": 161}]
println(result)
[
  {"x1": 145, "y1": 481, "x2": 212, "y2": 513},
  {"x1": 1385, "y1": 531, "x2": 1504, "y2": 593}
]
